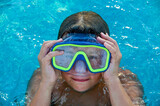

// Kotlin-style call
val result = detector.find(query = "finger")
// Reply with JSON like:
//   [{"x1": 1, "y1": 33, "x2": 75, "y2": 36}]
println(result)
[
  {"x1": 105, "y1": 41, "x2": 116, "y2": 49},
  {"x1": 104, "y1": 42, "x2": 117, "y2": 61},
  {"x1": 43, "y1": 39, "x2": 63, "y2": 49},
  {"x1": 39, "y1": 39, "x2": 63, "y2": 59},
  {"x1": 43, "y1": 51, "x2": 64, "y2": 63},
  {"x1": 41, "y1": 39, "x2": 63, "y2": 52},
  {"x1": 100, "y1": 32, "x2": 118, "y2": 47},
  {"x1": 97, "y1": 36, "x2": 116, "y2": 48},
  {"x1": 97, "y1": 36, "x2": 106, "y2": 44}
]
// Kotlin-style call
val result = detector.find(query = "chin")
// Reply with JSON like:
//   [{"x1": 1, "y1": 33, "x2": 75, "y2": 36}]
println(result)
[
  {"x1": 71, "y1": 83, "x2": 92, "y2": 93},
  {"x1": 72, "y1": 87, "x2": 90, "y2": 93}
]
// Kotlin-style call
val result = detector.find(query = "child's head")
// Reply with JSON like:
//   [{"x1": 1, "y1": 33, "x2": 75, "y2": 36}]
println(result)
[
  {"x1": 58, "y1": 11, "x2": 110, "y2": 39},
  {"x1": 57, "y1": 11, "x2": 110, "y2": 92}
]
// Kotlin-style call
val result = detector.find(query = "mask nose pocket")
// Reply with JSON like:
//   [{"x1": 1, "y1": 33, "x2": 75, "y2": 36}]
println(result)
[{"x1": 75, "y1": 60, "x2": 87, "y2": 73}]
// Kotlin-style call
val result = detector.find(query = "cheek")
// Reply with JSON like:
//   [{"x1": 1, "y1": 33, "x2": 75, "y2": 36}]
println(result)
[
  {"x1": 61, "y1": 72, "x2": 102, "y2": 92},
  {"x1": 90, "y1": 73, "x2": 102, "y2": 82},
  {"x1": 61, "y1": 72, "x2": 72, "y2": 82}
]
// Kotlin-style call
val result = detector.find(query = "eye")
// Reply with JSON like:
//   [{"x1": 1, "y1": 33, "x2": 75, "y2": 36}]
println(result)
[{"x1": 89, "y1": 56, "x2": 98, "y2": 60}]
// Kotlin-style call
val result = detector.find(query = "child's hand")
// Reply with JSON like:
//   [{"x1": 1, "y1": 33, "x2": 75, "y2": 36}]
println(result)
[
  {"x1": 38, "y1": 39, "x2": 64, "y2": 88},
  {"x1": 97, "y1": 32, "x2": 122, "y2": 82}
]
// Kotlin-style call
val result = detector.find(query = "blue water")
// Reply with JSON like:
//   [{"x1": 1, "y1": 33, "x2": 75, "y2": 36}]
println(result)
[{"x1": 0, "y1": 0, "x2": 160, "y2": 105}]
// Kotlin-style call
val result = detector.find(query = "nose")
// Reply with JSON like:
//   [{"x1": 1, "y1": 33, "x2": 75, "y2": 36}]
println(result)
[{"x1": 74, "y1": 60, "x2": 87, "y2": 73}]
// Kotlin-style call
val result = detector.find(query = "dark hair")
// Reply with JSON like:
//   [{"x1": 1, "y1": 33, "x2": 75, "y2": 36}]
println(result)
[{"x1": 58, "y1": 11, "x2": 110, "y2": 39}]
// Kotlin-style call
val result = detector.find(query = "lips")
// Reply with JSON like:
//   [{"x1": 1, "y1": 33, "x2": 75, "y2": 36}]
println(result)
[{"x1": 72, "y1": 78, "x2": 89, "y2": 82}]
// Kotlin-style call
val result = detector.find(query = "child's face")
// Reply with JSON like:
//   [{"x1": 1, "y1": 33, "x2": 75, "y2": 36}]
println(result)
[
  {"x1": 59, "y1": 33, "x2": 102, "y2": 92},
  {"x1": 61, "y1": 68, "x2": 101, "y2": 92}
]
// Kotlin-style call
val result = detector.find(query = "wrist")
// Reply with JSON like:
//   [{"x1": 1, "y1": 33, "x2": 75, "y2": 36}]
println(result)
[
  {"x1": 103, "y1": 72, "x2": 118, "y2": 81},
  {"x1": 40, "y1": 80, "x2": 55, "y2": 91},
  {"x1": 103, "y1": 65, "x2": 119, "y2": 81},
  {"x1": 104, "y1": 75, "x2": 120, "y2": 86}
]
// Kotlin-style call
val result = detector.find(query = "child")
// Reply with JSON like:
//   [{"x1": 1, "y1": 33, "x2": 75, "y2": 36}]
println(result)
[{"x1": 26, "y1": 11, "x2": 145, "y2": 106}]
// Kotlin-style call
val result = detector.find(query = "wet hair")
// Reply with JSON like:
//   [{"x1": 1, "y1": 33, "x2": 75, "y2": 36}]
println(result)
[{"x1": 58, "y1": 11, "x2": 110, "y2": 39}]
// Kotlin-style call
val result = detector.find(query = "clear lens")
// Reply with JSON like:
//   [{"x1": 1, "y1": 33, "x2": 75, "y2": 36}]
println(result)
[
  {"x1": 54, "y1": 45, "x2": 107, "y2": 70},
  {"x1": 86, "y1": 47, "x2": 107, "y2": 69},
  {"x1": 55, "y1": 46, "x2": 75, "y2": 68}
]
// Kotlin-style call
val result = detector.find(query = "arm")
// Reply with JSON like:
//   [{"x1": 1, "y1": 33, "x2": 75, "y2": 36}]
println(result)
[
  {"x1": 29, "y1": 80, "x2": 54, "y2": 106},
  {"x1": 105, "y1": 73, "x2": 134, "y2": 106},
  {"x1": 103, "y1": 70, "x2": 145, "y2": 106},
  {"x1": 118, "y1": 69, "x2": 145, "y2": 105},
  {"x1": 97, "y1": 32, "x2": 135, "y2": 106},
  {"x1": 26, "y1": 39, "x2": 64, "y2": 106},
  {"x1": 26, "y1": 68, "x2": 42, "y2": 106},
  {"x1": 26, "y1": 68, "x2": 54, "y2": 106}
]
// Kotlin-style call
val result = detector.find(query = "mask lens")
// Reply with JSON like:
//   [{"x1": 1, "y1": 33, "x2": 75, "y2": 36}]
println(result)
[
  {"x1": 54, "y1": 45, "x2": 107, "y2": 69},
  {"x1": 54, "y1": 46, "x2": 75, "y2": 68},
  {"x1": 85, "y1": 47, "x2": 107, "y2": 70}
]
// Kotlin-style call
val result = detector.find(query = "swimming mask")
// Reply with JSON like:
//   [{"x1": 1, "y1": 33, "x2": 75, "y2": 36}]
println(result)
[{"x1": 51, "y1": 33, "x2": 111, "y2": 73}]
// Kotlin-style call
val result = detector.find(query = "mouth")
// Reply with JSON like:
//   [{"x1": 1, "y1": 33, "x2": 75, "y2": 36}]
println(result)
[
  {"x1": 66, "y1": 72, "x2": 93, "y2": 77},
  {"x1": 72, "y1": 78, "x2": 89, "y2": 82}
]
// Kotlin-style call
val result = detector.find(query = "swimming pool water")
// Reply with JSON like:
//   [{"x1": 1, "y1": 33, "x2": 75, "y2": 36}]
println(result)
[{"x1": 0, "y1": 0, "x2": 160, "y2": 105}]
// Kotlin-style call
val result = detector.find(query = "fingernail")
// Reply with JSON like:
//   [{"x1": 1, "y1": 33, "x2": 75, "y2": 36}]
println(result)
[
  {"x1": 59, "y1": 51, "x2": 64, "y2": 54},
  {"x1": 106, "y1": 33, "x2": 109, "y2": 36},
  {"x1": 100, "y1": 32, "x2": 104, "y2": 35},
  {"x1": 58, "y1": 38, "x2": 61, "y2": 40},
  {"x1": 101, "y1": 32, "x2": 106, "y2": 36}
]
